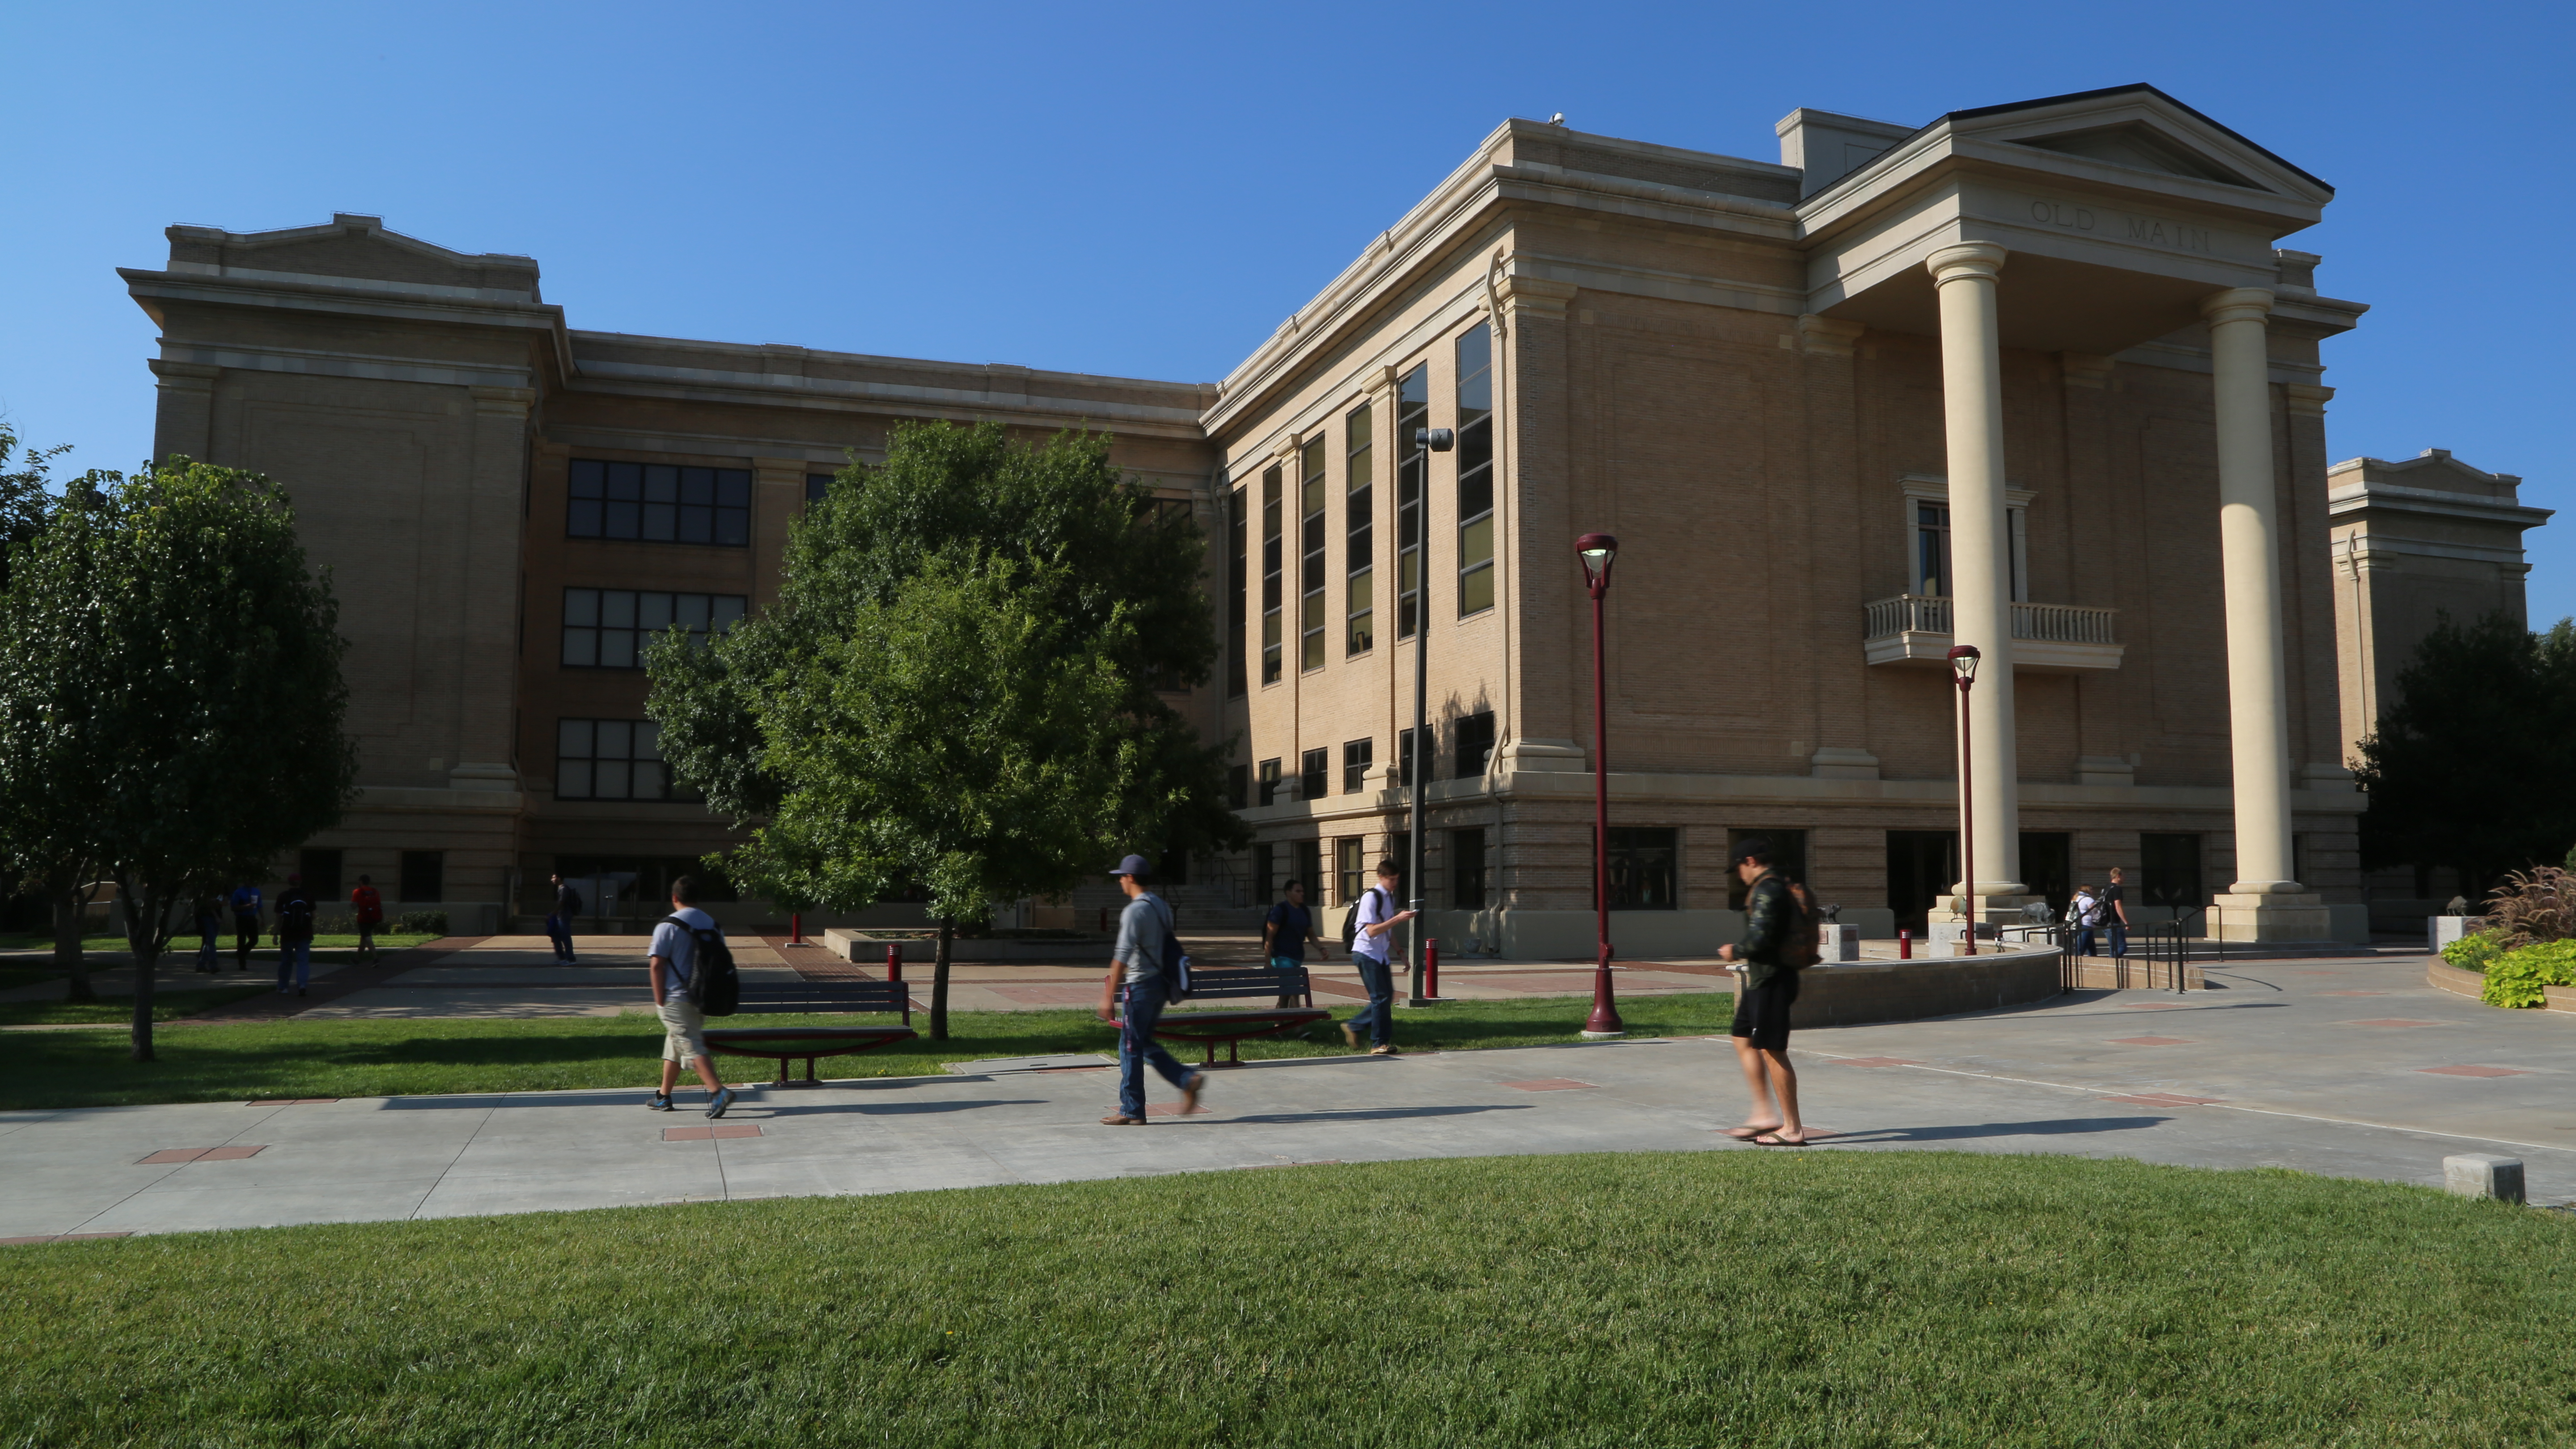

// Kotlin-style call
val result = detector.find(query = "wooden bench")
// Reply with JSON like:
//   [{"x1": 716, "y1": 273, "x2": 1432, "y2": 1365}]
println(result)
[
  {"x1": 1145, "y1": 965, "x2": 1330, "y2": 1066},
  {"x1": 703, "y1": 977, "x2": 917, "y2": 1083}
]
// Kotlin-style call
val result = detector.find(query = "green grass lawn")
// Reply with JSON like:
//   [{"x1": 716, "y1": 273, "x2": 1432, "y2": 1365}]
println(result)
[
  {"x1": 4, "y1": 1152, "x2": 2569, "y2": 1446},
  {"x1": 0, "y1": 993, "x2": 1737, "y2": 1110},
  {"x1": 0, "y1": 985, "x2": 272, "y2": 1028}
]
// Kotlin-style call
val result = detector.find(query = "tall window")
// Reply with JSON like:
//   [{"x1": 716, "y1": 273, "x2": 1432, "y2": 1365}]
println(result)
[
  {"x1": 399, "y1": 850, "x2": 445, "y2": 904},
  {"x1": 1300, "y1": 438, "x2": 1327, "y2": 672},
  {"x1": 1345, "y1": 403, "x2": 1375, "y2": 654},
  {"x1": 557, "y1": 719, "x2": 695, "y2": 801},
  {"x1": 805, "y1": 473, "x2": 835, "y2": 504},
  {"x1": 562, "y1": 589, "x2": 745, "y2": 669},
  {"x1": 1342, "y1": 737, "x2": 1373, "y2": 793},
  {"x1": 1254, "y1": 842, "x2": 1276, "y2": 902},
  {"x1": 2141, "y1": 833, "x2": 2205, "y2": 911},
  {"x1": 1450, "y1": 827, "x2": 1487, "y2": 909},
  {"x1": 1456, "y1": 324, "x2": 1496, "y2": 616},
  {"x1": 1912, "y1": 500, "x2": 2028, "y2": 602},
  {"x1": 1260, "y1": 467, "x2": 1284, "y2": 685},
  {"x1": 1226, "y1": 764, "x2": 1248, "y2": 810},
  {"x1": 1336, "y1": 838, "x2": 1366, "y2": 907},
  {"x1": 1290, "y1": 841, "x2": 1322, "y2": 909},
  {"x1": 567, "y1": 460, "x2": 750, "y2": 546},
  {"x1": 1600, "y1": 827, "x2": 1678, "y2": 911},
  {"x1": 1397, "y1": 727, "x2": 1418, "y2": 788},
  {"x1": 1258, "y1": 757, "x2": 1281, "y2": 807},
  {"x1": 1454, "y1": 710, "x2": 1496, "y2": 778},
  {"x1": 1394, "y1": 364, "x2": 1428, "y2": 638},
  {"x1": 1299, "y1": 748, "x2": 1329, "y2": 802},
  {"x1": 1228, "y1": 486, "x2": 1248, "y2": 696}
]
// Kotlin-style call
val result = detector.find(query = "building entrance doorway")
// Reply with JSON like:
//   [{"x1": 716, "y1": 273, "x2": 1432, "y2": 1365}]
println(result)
[
  {"x1": 1885, "y1": 830, "x2": 1958, "y2": 935},
  {"x1": 2019, "y1": 832, "x2": 2072, "y2": 919}
]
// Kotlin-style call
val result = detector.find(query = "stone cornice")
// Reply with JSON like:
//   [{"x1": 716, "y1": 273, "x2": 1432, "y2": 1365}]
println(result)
[{"x1": 2327, "y1": 482, "x2": 2553, "y2": 529}]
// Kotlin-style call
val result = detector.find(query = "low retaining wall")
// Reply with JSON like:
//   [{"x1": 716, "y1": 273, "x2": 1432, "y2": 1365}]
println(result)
[
  {"x1": 2425, "y1": 957, "x2": 2576, "y2": 1012},
  {"x1": 1786, "y1": 945, "x2": 2065, "y2": 1030},
  {"x1": 822, "y1": 928, "x2": 1110, "y2": 964}
]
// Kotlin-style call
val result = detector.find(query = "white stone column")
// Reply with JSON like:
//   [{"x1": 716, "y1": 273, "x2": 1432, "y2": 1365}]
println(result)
[
  {"x1": 2202, "y1": 288, "x2": 2327, "y2": 941},
  {"x1": 1927, "y1": 243, "x2": 2026, "y2": 903}
]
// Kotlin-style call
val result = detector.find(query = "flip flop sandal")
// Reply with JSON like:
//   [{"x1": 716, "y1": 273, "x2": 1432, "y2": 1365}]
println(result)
[
  {"x1": 1723, "y1": 1126, "x2": 1781, "y2": 1140},
  {"x1": 1751, "y1": 1132, "x2": 1810, "y2": 1147}
]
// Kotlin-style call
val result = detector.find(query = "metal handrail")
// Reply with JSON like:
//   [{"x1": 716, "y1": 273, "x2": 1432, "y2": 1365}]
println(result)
[{"x1": 1862, "y1": 595, "x2": 2118, "y2": 645}]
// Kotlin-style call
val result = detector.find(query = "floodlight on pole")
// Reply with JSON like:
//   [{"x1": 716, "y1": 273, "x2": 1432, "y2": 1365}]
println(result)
[
  {"x1": 1947, "y1": 643, "x2": 1980, "y2": 955},
  {"x1": 1577, "y1": 532, "x2": 1623, "y2": 1037}
]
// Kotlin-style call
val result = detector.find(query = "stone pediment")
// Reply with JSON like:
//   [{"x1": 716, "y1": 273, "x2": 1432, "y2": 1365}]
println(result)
[
  {"x1": 162, "y1": 213, "x2": 542, "y2": 303},
  {"x1": 2012, "y1": 121, "x2": 2258, "y2": 188},
  {"x1": 1941, "y1": 85, "x2": 2332, "y2": 205}
]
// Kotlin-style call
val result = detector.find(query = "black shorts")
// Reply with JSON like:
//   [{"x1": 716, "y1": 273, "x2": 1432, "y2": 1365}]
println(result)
[{"x1": 1731, "y1": 973, "x2": 1799, "y2": 1051}]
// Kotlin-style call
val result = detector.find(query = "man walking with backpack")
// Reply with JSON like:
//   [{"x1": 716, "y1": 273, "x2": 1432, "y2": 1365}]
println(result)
[
  {"x1": 349, "y1": 874, "x2": 384, "y2": 963},
  {"x1": 547, "y1": 872, "x2": 583, "y2": 963},
  {"x1": 646, "y1": 875, "x2": 735, "y2": 1118},
  {"x1": 1340, "y1": 858, "x2": 1418, "y2": 1056},
  {"x1": 1718, "y1": 838, "x2": 1811, "y2": 1146},
  {"x1": 1095, "y1": 853, "x2": 1206, "y2": 1126},
  {"x1": 273, "y1": 873, "x2": 317, "y2": 996},
  {"x1": 2071, "y1": 882, "x2": 2104, "y2": 957}
]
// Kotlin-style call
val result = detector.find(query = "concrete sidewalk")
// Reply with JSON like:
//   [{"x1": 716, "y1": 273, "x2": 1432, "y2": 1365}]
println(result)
[{"x1": 3, "y1": 951, "x2": 2567, "y2": 1241}]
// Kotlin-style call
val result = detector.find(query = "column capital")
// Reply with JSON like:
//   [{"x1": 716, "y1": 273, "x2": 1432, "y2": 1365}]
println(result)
[
  {"x1": 2200, "y1": 287, "x2": 2275, "y2": 326},
  {"x1": 1925, "y1": 242, "x2": 2007, "y2": 284},
  {"x1": 1796, "y1": 314, "x2": 1865, "y2": 356}
]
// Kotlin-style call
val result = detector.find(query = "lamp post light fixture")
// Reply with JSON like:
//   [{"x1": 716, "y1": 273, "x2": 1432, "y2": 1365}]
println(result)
[
  {"x1": 1577, "y1": 532, "x2": 1624, "y2": 1038},
  {"x1": 1405, "y1": 426, "x2": 1455, "y2": 1007},
  {"x1": 1946, "y1": 643, "x2": 1980, "y2": 956}
]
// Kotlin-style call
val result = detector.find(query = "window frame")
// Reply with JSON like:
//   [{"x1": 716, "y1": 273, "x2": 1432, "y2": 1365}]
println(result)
[
  {"x1": 555, "y1": 717, "x2": 696, "y2": 803},
  {"x1": 567, "y1": 458, "x2": 751, "y2": 548},
  {"x1": 1394, "y1": 365, "x2": 1429, "y2": 639},
  {"x1": 1298, "y1": 747, "x2": 1329, "y2": 803},
  {"x1": 1299, "y1": 438, "x2": 1327, "y2": 673},
  {"x1": 1450, "y1": 827, "x2": 1487, "y2": 910},
  {"x1": 560, "y1": 588, "x2": 746, "y2": 670},
  {"x1": 1455, "y1": 324, "x2": 1496, "y2": 618},
  {"x1": 1260, "y1": 467, "x2": 1284, "y2": 685},
  {"x1": 1342, "y1": 737, "x2": 1373, "y2": 794},
  {"x1": 1902, "y1": 475, "x2": 2031, "y2": 603},
  {"x1": 1344, "y1": 402, "x2": 1375, "y2": 656}
]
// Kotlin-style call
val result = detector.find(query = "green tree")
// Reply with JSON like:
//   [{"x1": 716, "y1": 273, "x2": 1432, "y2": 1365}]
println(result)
[
  {"x1": 2356, "y1": 610, "x2": 2576, "y2": 898},
  {"x1": 0, "y1": 459, "x2": 357, "y2": 1059},
  {"x1": 650, "y1": 422, "x2": 1244, "y2": 1038},
  {"x1": 0, "y1": 426, "x2": 125, "y2": 998}
]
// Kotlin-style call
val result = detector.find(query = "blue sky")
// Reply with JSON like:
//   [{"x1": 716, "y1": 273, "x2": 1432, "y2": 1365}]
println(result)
[{"x1": 4, "y1": 1, "x2": 2569, "y2": 619}]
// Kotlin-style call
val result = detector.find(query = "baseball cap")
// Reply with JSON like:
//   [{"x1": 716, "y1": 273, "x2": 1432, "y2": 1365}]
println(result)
[{"x1": 1108, "y1": 853, "x2": 1152, "y2": 878}]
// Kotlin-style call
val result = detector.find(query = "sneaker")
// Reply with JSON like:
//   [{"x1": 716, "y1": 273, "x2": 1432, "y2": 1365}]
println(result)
[
  {"x1": 706, "y1": 1087, "x2": 736, "y2": 1119},
  {"x1": 296, "y1": 988, "x2": 308, "y2": 997},
  {"x1": 1368, "y1": 1044, "x2": 1400, "y2": 1057},
  {"x1": 646, "y1": 1093, "x2": 674, "y2": 1112},
  {"x1": 1099, "y1": 1113, "x2": 1146, "y2": 1126}
]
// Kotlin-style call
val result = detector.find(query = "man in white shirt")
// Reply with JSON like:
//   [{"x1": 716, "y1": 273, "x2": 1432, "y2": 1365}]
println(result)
[
  {"x1": 646, "y1": 876, "x2": 735, "y2": 1118},
  {"x1": 1341, "y1": 859, "x2": 1418, "y2": 1056}
]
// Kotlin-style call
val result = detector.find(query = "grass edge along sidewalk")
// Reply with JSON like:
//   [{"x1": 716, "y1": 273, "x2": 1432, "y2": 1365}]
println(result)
[
  {"x1": 5, "y1": 1152, "x2": 2572, "y2": 1446},
  {"x1": 0, "y1": 992, "x2": 1737, "y2": 1111}
]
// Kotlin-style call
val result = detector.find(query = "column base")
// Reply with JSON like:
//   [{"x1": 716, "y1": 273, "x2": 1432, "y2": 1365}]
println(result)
[{"x1": 2207, "y1": 892, "x2": 2332, "y2": 944}]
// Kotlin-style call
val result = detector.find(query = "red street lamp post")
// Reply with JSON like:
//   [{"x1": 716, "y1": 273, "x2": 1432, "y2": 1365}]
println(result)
[
  {"x1": 1946, "y1": 644, "x2": 1981, "y2": 955},
  {"x1": 1578, "y1": 533, "x2": 1624, "y2": 1038}
]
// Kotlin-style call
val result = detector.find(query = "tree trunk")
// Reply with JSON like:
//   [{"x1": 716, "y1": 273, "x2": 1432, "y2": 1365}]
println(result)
[
  {"x1": 930, "y1": 916, "x2": 953, "y2": 1042},
  {"x1": 128, "y1": 920, "x2": 158, "y2": 1062},
  {"x1": 55, "y1": 882, "x2": 96, "y2": 1004}
]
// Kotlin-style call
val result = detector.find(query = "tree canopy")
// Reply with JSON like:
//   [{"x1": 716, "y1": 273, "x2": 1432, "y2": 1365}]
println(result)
[
  {"x1": 0, "y1": 458, "x2": 356, "y2": 1058},
  {"x1": 649, "y1": 422, "x2": 1245, "y2": 1035},
  {"x1": 2356, "y1": 610, "x2": 2576, "y2": 895}
]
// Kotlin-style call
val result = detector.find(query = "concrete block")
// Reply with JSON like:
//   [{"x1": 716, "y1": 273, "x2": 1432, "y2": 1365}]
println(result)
[
  {"x1": 1820, "y1": 924, "x2": 1860, "y2": 962},
  {"x1": 2442, "y1": 1153, "x2": 2525, "y2": 1203},
  {"x1": 2428, "y1": 916, "x2": 2481, "y2": 952}
]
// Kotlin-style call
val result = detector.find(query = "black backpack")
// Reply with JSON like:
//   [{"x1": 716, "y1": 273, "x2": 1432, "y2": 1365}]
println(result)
[
  {"x1": 276, "y1": 894, "x2": 314, "y2": 941},
  {"x1": 1339, "y1": 887, "x2": 1385, "y2": 951},
  {"x1": 1152, "y1": 898, "x2": 1193, "y2": 1001},
  {"x1": 669, "y1": 915, "x2": 740, "y2": 1016}
]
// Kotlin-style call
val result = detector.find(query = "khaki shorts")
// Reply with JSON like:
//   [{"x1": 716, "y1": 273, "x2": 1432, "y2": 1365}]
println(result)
[{"x1": 658, "y1": 997, "x2": 710, "y2": 1065}]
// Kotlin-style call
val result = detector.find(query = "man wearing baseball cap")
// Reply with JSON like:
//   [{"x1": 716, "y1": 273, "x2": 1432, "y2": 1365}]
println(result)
[{"x1": 1095, "y1": 853, "x2": 1207, "y2": 1125}]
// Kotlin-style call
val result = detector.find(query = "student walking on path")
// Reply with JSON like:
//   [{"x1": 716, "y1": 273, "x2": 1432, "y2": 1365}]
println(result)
[
  {"x1": 1095, "y1": 853, "x2": 1206, "y2": 1126},
  {"x1": 645, "y1": 877, "x2": 734, "y2": 1118},
  {"x1": 1719, "y1": 838, "x2": 1810, "y2": 1147},
  {"x1": 2072, "y1": 883, "x2": 2104, "y2": 958},
  {"x1": 192, "y1": 895, "x2": 221, "y2": 973},
  {"x1": 349, "y1": 875, "x2": 384, "y2": 963},
  {"x1": 227, "y1": 881, "x2": 263, "y2": 972},
  {"x1": 1341, "y1": 860, "x2": 1417, "y2": 1056},
  {"x1": 1263, "y1": 877, "x2": 1327, "y2": 1007},
  {"x1": 273, "y1": 875, "x2": 316, "y2": 996},
  {"x1": 2103, "y1": 866, "x2": 2132, "y2": 958},
  {"x1": 547, "y1": 873, "x2": 583, "y2": 963}
]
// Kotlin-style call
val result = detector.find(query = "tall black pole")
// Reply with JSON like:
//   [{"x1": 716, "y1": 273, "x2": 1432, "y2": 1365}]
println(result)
[{"x1": 1408, "y1": 570, "x2": 1428, "y2": 1003}]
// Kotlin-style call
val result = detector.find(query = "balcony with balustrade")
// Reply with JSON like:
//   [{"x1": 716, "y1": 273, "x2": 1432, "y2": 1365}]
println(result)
[{"x1": 1862, "y1": 595, "x2": 2124, "y2": 672}]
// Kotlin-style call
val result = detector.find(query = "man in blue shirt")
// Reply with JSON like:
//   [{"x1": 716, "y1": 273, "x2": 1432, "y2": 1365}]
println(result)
[
  {"x1": 1263, "y1": 878, "x2": 1326, "y2": 1006},
  {"x1": 227, "y1": 881, "x2": 263, "y2": 971},
  {"x1": 1342, "y1": 860, "x2": 1418, "y2": 1055},
  {"x1": 1095, "y1": 853, "x2": 1206, "y2": 1126}
]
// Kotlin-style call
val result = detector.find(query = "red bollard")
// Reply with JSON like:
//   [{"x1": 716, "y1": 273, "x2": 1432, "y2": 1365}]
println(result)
[
  {"x1": 789, "y1": 912, "x2": 803, "y2": 946},
  {"x1": 1898, "y1": 929, "x2": 1912, "y2": 960},
  {"x1": 1424, "y1": 938, "x2": 1440, "y2": 1000},
  {"x1": 885, "y1": 943, "x2": 902, "y2": 985}
]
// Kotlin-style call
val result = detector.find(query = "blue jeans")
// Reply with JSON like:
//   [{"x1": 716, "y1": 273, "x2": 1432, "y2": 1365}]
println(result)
[
  {"x1": 1117, "y1": 976, "x2": 1198, "y2": 1118},
  {"x1": 2109, "y1": 924, "x2": 2128, "y2": 958},
  {"x1": 197, "y1": 930, "x2": 219, "y2": 970},
  {"x1": 1345, "y1": 952, "x2": 1394, "y2": 1046},
  {"x1": 276, "y1": 941, "x2": 311, "y2": 992},
  {"x1": 2076, "y1": 928, "x2": 2099, "y2": 957},
  {"x1": 546, "y1": 915, "x2": 575, "y2": 962}
]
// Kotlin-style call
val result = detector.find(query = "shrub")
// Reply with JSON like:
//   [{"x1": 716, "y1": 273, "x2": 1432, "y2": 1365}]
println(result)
[
  {"x1": 2442, "y1": 928, "x2": 2508, "y2": 974},
  {"x1": 313, "y1": 913, "x2": 356, "y2": 935},
  {"x1": 2483, "y1": 865, "x2": 2576, "y2": 947},
  {"x1": 394, "y1": 910, "x2": 448, "y2": 936},
  {"x1": 2480, "y1": 938, "x2": 2576, "y2": 1009}
]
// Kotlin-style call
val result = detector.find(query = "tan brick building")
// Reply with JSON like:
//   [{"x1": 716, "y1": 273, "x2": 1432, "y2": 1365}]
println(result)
[{"x1": 125, "y1": 83, "x2": 2403, "y2": 947}]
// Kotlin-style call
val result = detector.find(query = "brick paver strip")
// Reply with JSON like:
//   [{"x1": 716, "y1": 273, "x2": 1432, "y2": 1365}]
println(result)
[
  {"x1": 182, "y1": 936, "x2": 492, "y2": 1024},
  {"x1": 2107, "y1": 1037, "x2": 2190, "y2": 1046},
  {"x1": 2344, "y1": 1019, "x2": 2442, "y2": 1028},
  {"x1": 1833, "y1": 1057, "x2": 1922, "y2": 1068},
  {"x1": 1503, "y1": 1079, "x2": 1598, "y2": 1091},
  {"x1": 137, "y1": 1146, "x2": 267, "y2": 1165},
  {"x1": 2416, "y1": 1065, "x2": 2527, "y2": 1078},
  {"x1": 661, "y1": 1124, "x2": 763, "y2": 1141}
]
